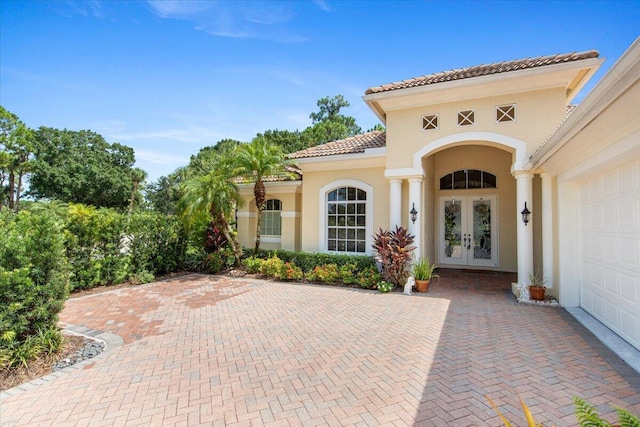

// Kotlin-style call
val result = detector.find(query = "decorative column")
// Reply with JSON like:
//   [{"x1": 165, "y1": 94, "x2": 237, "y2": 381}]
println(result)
[
  {"x1": 408, "y1": 177, "x2": 422, "y2": 259},
  {"x1": 514, "y1": 171, "x2": 534, "y2": 285},
  {"x1": 389, "y1": 179, "x2": 403, "y2": 229},
  {"x1": 541, "y1": 173, "x2": 554, "y2": 289}
]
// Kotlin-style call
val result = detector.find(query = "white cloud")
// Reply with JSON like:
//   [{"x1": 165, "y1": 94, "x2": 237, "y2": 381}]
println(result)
[
  {"x1": 145, "y1": 0, "x2": 211, "y2": 18},
  {"x1": 144, "y1": 0, "x2": 314, "y2": 43}
]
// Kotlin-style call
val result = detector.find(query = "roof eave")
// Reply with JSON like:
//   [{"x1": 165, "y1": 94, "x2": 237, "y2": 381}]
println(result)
[
  {"x1": 363, "y1": 57, "x2": 604, "y2": 114},
  {"x1": 529, "y1": 40, "x2": 640, "y2": 168}
]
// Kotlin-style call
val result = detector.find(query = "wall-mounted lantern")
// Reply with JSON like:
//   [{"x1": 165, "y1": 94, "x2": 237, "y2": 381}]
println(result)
[
  {"x1": 521, "y1": 202, "x2": 531, "y2": 226},
  {"x1": 410, "y1": 203, "x2": 418, "y2": 224}
]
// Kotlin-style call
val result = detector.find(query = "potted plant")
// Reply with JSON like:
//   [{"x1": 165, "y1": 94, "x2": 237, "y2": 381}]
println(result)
[
  {"x1": 529, "y1": 269, "x2": 548, "y2": 301},
  {"x1": 412, "y1": 257, "x2": 438, "y2": 292}
]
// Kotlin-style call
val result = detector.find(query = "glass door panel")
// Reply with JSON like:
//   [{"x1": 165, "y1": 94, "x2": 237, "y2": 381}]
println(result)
[
  {"x1": 439, "y1": 195, "x2": 498, "y2": 267},
  {"x1": 440, "y1": 198, "x2": 466, "y2": 265}
]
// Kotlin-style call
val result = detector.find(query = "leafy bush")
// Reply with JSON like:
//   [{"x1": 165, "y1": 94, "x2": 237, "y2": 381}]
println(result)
[
  {"x1": 355, "y1": 266, "x2": 382, "y2": 289},
  {"x1": 245, "y1": 249, "x2": 375, "y2": 273},
  {"x1": 243, "y1": 256, "x2": 263, "y2": 274},
  {"x1": 260, "y1": 255, "x2": 286, "y2": 277},
  {"x1": 305, "y1": 264, "x2": 341, "y2": 284},
  {"x1": 275, "y1": 262, "x2": 304, "y2": 281},
  {"x1": 128, "y1": 270, "x2": 155, "y2": 286},
  {"x1": 339, "y1": 263, "x2": 357, "y2": 284},
  {"x1": 372, "y1": 226, "x2": 416, "y2": 287},
  {"x1": 66, "y1": 207, "x2": 188, "y2": 290},
  {"x1": 377, "y1": 281, "x2": 394, "y2": 293},
  {"x1": 0, "y1": 211, "x2": 69, "y2": 367}
]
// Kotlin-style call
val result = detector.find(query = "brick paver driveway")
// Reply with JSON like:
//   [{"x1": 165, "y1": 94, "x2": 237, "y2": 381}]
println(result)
[{"x1": 2, "y1": 271, "x2": 639, "y2": 426}]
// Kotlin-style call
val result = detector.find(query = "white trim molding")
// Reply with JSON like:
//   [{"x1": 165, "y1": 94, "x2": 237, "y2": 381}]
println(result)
[
  {"x1": 236, "y1": 211, "x2": 256, "y2": 218},
  {"x1": 412, "y1": 131, "x2": 528, "y2": 172},
  {"x1": 318, "y1": 179, "x2": 374, "y2": 255},
  {"x1": 281, "y1": 211, "x2": 300, "y2": 218}
]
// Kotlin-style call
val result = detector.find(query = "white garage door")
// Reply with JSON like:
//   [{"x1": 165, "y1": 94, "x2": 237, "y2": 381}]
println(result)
[{"x1": 578, "y1": 160, "x2": 640, "y2": 351}]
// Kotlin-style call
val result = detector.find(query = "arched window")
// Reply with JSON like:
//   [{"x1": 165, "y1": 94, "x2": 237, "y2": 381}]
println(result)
[
  {"x1": 440, "y1": 170, "x2": 497, "y2": 190},
  {"x1": 260, "y1": 199, "x2": 282, "y2": 236},
  {"x1": 327, "y1": 186, "x2": 367, "y2": 253}
]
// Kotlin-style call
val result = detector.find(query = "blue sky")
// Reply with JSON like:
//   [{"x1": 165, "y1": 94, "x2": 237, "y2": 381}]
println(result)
[{"x1": 1, "y1": 1, "x2": 638, "y2": 182}]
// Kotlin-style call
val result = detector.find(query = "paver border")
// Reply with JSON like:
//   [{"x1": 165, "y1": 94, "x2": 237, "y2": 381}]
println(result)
[{"x1": 0, "y1": 324, "x2": 122, "y2": 402}]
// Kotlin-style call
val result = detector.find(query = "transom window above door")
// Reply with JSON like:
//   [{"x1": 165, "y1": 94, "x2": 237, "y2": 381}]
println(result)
[{"x1": 440, "y1": 169, "x2": 497, "y2": 190}]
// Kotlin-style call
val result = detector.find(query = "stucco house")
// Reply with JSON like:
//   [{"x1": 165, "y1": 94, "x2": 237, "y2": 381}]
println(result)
[{"x1": 237, "y1": 38, "x2": 640, "y2": 352}]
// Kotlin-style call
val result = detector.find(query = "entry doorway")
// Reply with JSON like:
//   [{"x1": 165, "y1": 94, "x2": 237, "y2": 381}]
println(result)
[{"x1": 438, "y1": 195, "x2": 498, "y2": 267}]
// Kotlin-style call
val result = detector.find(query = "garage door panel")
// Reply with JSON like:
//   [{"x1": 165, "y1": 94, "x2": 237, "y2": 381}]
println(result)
[
  {"x1": 605, "y1": 300, "x2": 619, "y2": 328},
  {"x1": 620, "y1": 272, "x2": 638, "y2": 305},
  {"x1": 618, "y1": 162, "x2": 638, "y2": 193},
  {"x1": 619, "y1": 238, "x2": 639, "y2": 268},
  {"x1": 579, "y1": 160, "x2": 640, "y2": 352},
  {"x1": 619, "y1": 309, "x2": 638, "y2": 346}
]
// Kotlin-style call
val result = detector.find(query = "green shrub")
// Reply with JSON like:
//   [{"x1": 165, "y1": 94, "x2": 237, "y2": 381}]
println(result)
[
  {"x1": 275, "y1": 262, "x2": 304, "y2": 281},
  {"x1": 247, "y1": 249, "x2": 375, "y2": 273},
  {"x1": 260, "y1": 255, "x2": 286, "y2": 277},
  {"x1": 339, "y1": 263, "x2": 357, "y2": 284},
  {"x1": 355, "y1": 266, "x2": 382, "y2": 289},
  {"x1": 128, "y1": 270, "x2": 155, "y2": 285},
  {"x1": 0, "y1": 211, "x2": 68, "y2": 368},
  {"x1": 305, "y1": 264, "x2": 340, "y2": 284},
  {"x1": 377, "y1": 281, "x2": 394, "y2": 293},
  {"x1": 65, "y1": 207, "x2": 187, "y2": 290},
  {"x1": 243, "y1": 256, "x2": 263, "y2": 273}
]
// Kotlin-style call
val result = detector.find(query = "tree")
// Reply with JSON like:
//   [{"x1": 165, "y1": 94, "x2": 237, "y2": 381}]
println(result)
[
  {"x1": 145, "y1": 174, "x2": 182, "y2": 215},
  {"x1": 127, "y1": 168, "x2": 148, "y2": 216},
  {"x1": 304, "y1": 95, "x2": 362, "y2": 145},
  {"x1": 254, "y1": 129, "x2": 310, "y2": 154},
  {"x1": 178, "y1": 153, "x2": 243, "y2": 265},
  {"x1": 0, "y1": 106, "x2": 34, "y2": 212},
  {"x1": 233, "y1": 137, "x2": 296, "y2": 254},
  {"x1": 30, "y1": 127, "x2": 138, "y2": 208}
]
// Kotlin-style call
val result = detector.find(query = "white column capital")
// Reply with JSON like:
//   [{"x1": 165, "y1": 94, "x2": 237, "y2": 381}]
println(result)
[{"x1": 513, "y1": 170, "x2": 534, "y2": 179}]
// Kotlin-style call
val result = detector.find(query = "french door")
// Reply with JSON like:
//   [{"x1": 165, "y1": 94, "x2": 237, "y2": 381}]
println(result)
[{"x1": 438, "y1": 195, "x2": 498, "y2": 267}]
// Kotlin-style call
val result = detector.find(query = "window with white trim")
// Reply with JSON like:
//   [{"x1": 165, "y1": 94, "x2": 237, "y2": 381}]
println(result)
[
  {"x1": 440, "y1": 170, "x2": 497, "y2": 190},
  {"x1": 457, "y1": 109, "x2": 475, "y2": 126},
  {"x1": 422, "y1": 114, "x2": 439, "y2": 130},
  {"x1": 496, "y1": 104, "x2": 516, "y2": 122},
  {"x1": 327, "y1": 187, "x2": 367, "y2": 253},
  {"x1": 260, "y1": 199, "x2": 282, "y2": 236}
]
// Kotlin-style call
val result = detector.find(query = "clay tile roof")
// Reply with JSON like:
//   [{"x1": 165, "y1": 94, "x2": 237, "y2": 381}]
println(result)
[
  {"x1": 365, "y1": 50, "x2": 600, "y2": 95},
  {"x1": 287, "y1": 131, "x2": 386, "y2": 159},
  {"x1": 233, "y1": 165, "x2": 302, "y2": 184}
]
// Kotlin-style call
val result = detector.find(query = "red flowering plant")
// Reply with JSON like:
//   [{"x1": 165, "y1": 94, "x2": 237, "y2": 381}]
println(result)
[{"x1": 372, "y1": 226, "x2": 416, "y2": 288}]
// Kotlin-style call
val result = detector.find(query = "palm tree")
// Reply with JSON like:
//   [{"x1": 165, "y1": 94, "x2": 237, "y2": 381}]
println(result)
[
  {"x1": 178, "y1": 160, "x2": 243, "y2": 266},
  {"x1": 233, "y1": 137, "x2": 295, "y2": 254},
  {"x1": 29, "y1": 199, "x2": 69, "y2": 218},
  {"x1": 127, "y1": 168, "x2": 148, "y2": 217}
]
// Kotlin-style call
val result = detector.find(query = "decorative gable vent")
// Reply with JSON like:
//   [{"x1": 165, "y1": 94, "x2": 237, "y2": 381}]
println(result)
[
  {"x1": 457, "y1": 110, "x2": 475, "y2": 126},
  {"x1": 496, "y1": 104, "x2": 516, "y2": 122},
  {"x1": 422, "y1": 114, "x2": 439, "y2": 130}
]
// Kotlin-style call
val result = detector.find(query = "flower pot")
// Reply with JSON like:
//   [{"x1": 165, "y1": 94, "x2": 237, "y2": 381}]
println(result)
[
  {"x1": 529, "y1": 286, "x2": 545, "y2": 301},
  {"x1": 415, "y1": 279, "x2": 430, "y2": 293}
]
